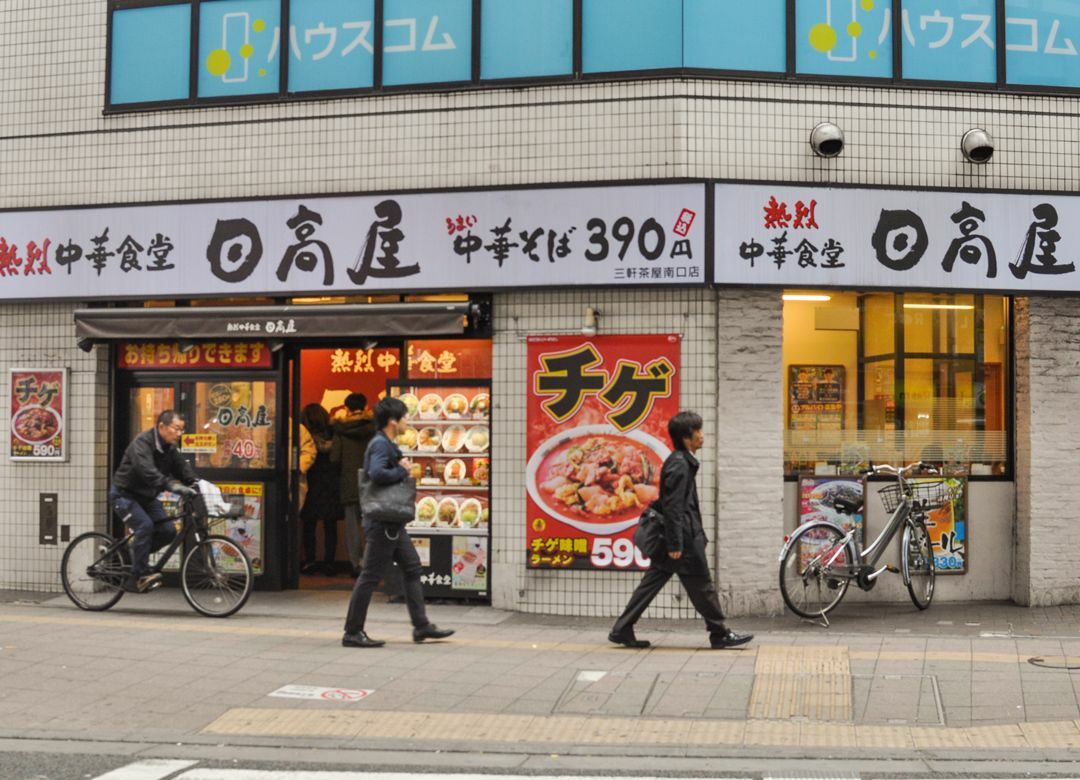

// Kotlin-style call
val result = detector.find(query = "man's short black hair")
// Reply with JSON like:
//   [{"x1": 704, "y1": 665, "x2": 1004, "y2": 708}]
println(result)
[
  {"x1": 668, "y1": 411, "x2": 703, "y2": 450},
  {"x1": 375, "y1": 397, "x2": 408, "y2": 429},
  {"x1": 156, "y1": 410, "x2": 184, "y2": 428},
  {"x1": 344, "y1": 392, "x2": 367, "y2": 412}
]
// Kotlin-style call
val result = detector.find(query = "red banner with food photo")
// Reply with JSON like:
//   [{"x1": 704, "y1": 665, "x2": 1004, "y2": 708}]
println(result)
[
  {"x1": 526, "y1": 335, "x2": 680, "y2": 571},
  {"x1": 10, "y1": 368, "x2": 67, "y2": 461}
]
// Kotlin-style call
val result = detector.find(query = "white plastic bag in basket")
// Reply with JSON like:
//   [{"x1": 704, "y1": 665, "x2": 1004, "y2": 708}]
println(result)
[{"x1": 198, "y1": 479, "x2": 233, "y2": 516}]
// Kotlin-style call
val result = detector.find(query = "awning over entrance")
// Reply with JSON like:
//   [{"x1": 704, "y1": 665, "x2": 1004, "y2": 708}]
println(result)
[{"x1": 74, "y1": 302, "x2": 469, "y2": 350}]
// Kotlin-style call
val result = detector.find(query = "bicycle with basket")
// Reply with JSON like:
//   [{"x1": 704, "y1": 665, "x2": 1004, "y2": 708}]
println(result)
[
  {"x1": 778, "y1": 461, "x2": 961, "y2": 621},
  {"x1": 60, "y1": 483, "x2": 254, "y2": 618}
]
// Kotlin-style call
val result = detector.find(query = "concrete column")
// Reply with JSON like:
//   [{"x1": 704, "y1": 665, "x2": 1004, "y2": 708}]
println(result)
[{"x1": 714, "y1": 289, "x2": 785, "y2": 616}]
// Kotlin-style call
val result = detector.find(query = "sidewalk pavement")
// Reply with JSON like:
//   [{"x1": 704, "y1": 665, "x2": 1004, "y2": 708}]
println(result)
[{"x1": 4, "y1": 589, "x2": 1080, "y2": 774}]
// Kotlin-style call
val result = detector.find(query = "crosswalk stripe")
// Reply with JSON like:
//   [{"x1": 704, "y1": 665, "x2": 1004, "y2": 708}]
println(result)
[{"x1": 92, "y1": 759, "x2": 198, "y2": 780}]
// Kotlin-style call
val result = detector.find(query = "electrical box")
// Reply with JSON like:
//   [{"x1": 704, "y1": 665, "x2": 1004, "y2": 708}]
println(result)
[{"x1": 39, "y1": 493, "x2": 57, "y2": 545}]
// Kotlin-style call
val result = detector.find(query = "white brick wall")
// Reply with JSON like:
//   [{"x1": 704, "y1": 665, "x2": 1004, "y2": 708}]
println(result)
[{"x1": 1014, "y1": 296, "x2": 1080, "y2": 606}]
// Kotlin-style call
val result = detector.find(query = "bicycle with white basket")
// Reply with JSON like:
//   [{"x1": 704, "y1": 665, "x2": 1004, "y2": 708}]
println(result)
[{"x1": 778, "y1": 461, "x2": 958, "y2": 621}]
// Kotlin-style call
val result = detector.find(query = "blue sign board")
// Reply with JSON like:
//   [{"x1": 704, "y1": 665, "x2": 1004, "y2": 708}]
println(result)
[
  {"x1": 197, "y1": 0, "x2": 281, "y2": 98},
  {"x1": 107, "y1": 0, "x2": 1080, "y2": 106},
  {"x1": 796, "y1": 0, "x2": 894, "y2": 78},
  {"x1": 902, "y1": 0, "x2": 997, "y2": 83},
  {"x1": 111, "y1": 4, "x2": 191, "y2": 104},
  {"x1": 288, "y1": 0, "x2": 376, "y2": 93},
  {"x1": 481, "y1": 0, "x2": 573, "y2": 79},
  {"x1": 582, "y1": 0, "x2": 682, "y2": 74},
  {"x1": 684, "y1": 0, "x2": 786, "y2": 73},
  {"x1": 1005, "y1": 0, "x2": 1080, "y2": 88}
]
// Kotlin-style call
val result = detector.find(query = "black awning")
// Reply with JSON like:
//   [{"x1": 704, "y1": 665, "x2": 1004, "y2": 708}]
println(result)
[{"x1": 74, "y1": 302, "x2": 468, "y2": 349}]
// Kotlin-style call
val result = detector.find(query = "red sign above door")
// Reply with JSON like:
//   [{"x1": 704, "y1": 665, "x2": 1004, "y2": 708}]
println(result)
[{"x1": 118, "y1": 342, "x2": 273, "y2": 370}]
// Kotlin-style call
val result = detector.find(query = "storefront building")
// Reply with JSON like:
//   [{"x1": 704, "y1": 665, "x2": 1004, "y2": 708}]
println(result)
[{"x1": 2, "y1": 1, "x2": 1079, "y2": 615}]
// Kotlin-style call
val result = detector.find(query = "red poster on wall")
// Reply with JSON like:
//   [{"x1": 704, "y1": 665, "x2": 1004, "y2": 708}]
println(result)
[
  {"x1": 10, "y1": 368, "x2": 67, "y2": 461},
  {"x1": 526, "y1": 335, "x2": 680, "y2": 571}
]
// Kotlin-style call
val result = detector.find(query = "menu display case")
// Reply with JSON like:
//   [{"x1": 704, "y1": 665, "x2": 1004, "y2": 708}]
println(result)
[{"x1": 388, "y1": 380, "x2": 491, "y2": 601}]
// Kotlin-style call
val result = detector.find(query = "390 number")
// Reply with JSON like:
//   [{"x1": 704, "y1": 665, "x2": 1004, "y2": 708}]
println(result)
[{"x1": 585, "y1": 217, "x2": 666, "y2": 262}]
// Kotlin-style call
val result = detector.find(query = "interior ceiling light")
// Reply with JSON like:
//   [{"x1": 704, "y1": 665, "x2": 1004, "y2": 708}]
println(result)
[
  {"x1": 782, "y1": 294, "x2": 832, "y2": 302},
  {"x1": 903, "y1": 303, "x2": 975, "y2": 310}
]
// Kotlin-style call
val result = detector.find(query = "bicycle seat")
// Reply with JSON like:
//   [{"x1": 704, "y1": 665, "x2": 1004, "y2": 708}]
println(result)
[{"x1": 833, "y1": 496, "x2": 863, "y2": 515}]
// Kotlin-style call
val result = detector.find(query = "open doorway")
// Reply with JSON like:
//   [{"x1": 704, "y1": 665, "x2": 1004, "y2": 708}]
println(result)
[{"x1": 294, "y1": 344, "x2": 403, "y2": 590}]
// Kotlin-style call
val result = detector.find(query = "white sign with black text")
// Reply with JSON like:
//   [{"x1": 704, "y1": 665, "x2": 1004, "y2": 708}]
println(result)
[
  {"x1": 0, "y1": 184, "x2": 705, "y2": 302},
  {"x1": 714, "y1": 183, "x2": 1080, "y2": 294}
]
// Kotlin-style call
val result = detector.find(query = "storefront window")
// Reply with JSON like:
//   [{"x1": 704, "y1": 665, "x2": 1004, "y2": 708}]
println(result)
[{"x1": 783, "y1": 291, "x2": 1010, "y2": 477}]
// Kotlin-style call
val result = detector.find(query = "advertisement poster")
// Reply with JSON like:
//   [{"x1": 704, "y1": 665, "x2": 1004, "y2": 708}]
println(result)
[
  {"x1": 913, "y1": 477, "x2": 967, "y2": 574},
  {"x1": 9, "y1": 368, "x2": 67, "y2": 462},
  {"x1": 797, "y1": 477, "x2": 865, "y2": 564},
  {"x1": 451, "y1": 537, "x2": 487, "y2": 591},
  {"x1": 789, "y1": 365, "x2": 844, "y2": 431},
  {"x1": 526, "y1": 334, "x2": 680, "y2": 570},
  {"x1": 212, "y1": 482, "x2": 265, "y2": 575}
]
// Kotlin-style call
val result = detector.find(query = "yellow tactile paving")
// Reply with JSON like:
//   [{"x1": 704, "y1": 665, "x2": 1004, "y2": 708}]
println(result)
[
  {"x1": 748, "y1": 645, "x2": 853, "y2": 721},
  {"x1": 203, "y1": 708, "x2": 1080, "y2": 751}
]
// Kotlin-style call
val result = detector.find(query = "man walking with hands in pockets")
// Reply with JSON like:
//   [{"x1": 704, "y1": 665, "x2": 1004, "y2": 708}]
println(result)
[{"x1": 609, "y1": 410, "x2": 753, "y2": 650}]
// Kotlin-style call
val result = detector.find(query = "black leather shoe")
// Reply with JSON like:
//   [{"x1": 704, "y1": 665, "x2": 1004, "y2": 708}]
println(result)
[
  {"x1": 710, "y1": 628, "x2": 753, "y2": 649},
  {"x1": 413, "y1": 624, "x2": 455, "y2": 643},
  {"x1": 342, "y1": 631, "x2": 385, "y2": 648},
  {"x1": 608, "y1": 630, "x2": 651, "y2": 649}
]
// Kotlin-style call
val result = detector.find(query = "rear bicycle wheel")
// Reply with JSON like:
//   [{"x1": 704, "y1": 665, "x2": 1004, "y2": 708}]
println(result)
[
  {"x1": 902, "y1": 519, "x2": 935, "y2": 609},
  {"x1": 780, "y1": 522, "x2": 854, "y2": 619},
  {"x1": 180, "y1": 535, "x2": 253, "y2": 617},
  {"x1": 61, "y1": 532, "x2": 128, "y2": 611}
]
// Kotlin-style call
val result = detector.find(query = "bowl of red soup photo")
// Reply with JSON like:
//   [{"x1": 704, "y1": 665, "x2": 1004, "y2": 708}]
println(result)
[
  {"x1": 12, "y1": 405, "x2": 61, "y2": 445},
  {"x1": 525, "y1": 424, "x2": 669, "y2": 535}
]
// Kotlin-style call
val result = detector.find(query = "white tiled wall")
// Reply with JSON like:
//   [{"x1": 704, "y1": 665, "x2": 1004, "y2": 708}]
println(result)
[{"x1": 1, "y1": 0, "x2": 1073, "y2": 604}]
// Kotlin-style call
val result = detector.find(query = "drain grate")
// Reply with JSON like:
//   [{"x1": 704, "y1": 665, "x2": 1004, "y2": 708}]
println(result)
[{"x1": 1028, "y1": 655, "x2": 1080, "y2": 670}]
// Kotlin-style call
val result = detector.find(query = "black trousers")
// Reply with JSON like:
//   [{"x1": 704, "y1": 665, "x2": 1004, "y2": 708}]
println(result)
[
  {"x1": 612, "y1": 566, "x2": 727, "y2": 641},
  {"x1": 343, "y1": 521, "x2": 429, "y2": 634}
]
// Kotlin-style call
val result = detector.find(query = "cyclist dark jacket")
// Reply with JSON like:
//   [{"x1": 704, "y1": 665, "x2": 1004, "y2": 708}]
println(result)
[
  {"x1": 113, "y1": 427, "x2": 197, "y2": 500},
  {"x1": 657, "y1": 449, "x2": 709, "y2": 576}
]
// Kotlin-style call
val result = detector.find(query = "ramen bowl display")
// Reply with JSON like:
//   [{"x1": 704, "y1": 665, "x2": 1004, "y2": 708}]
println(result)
[
  {"x1": 525, "y1": 424, "x2": 669, "y2": 536},
  {"x1": 418, "y1": 393, "x2": 443, "y2": 419},
  {"x1": 12, "y1": 405, "x2": 61, "y2": 444},
  {"x1": 444, "y1": 393, "x2": 469, "y2": 418}
]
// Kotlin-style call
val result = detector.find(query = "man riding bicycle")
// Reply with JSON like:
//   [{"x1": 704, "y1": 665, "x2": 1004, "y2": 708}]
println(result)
[{"x1": 110, "y1": 410, "x2": 199, "y2": 593}]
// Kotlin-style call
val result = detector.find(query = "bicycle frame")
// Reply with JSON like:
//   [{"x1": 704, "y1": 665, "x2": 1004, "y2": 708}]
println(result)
[{"x1": 102, "y1": 498, "x2": 208, "y2": 575}]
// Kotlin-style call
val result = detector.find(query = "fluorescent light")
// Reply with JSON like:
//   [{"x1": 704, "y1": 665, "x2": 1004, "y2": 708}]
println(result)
[
  {"x1": 903, "y1": 303, "x2": 975, "y2": 310},
  {"x1": 782, "y1": 294, "x2": 832, "y2": 302}
]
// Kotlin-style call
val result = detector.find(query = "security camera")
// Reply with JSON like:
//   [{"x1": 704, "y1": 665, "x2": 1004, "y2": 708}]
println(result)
[
  {"x1": 810, "y1": 122, "x2": 845, "y2": 158},
  {"x1": 961, "y1": 128, "x2": 994, "y2": 164}
]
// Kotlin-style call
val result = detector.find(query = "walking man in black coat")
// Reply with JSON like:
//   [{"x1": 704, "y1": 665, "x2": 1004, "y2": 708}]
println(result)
[{"x1": 609, "y1": 411, "x2": 753, "y2": 650}]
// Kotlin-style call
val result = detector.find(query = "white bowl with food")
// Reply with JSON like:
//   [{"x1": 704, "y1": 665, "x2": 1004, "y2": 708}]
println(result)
[{"x1": 525, "y1": 424, "x2": 669, "y2": 536}]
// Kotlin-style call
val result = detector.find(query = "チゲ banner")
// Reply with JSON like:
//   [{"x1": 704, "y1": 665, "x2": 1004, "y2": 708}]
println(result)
[
  {"x1": 526, "y1": 334, "x2": 680, "y2": 571},
  {"x1": 9, "y1": 368, "x2": 67, "y2": 462}
]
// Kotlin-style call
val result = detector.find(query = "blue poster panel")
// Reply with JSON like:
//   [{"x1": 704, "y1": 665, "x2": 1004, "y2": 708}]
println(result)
[
  {"x1": 684, "y1": 0, "x2": 786, "y2": 73},
  {"x1": 111, "y1": 4, "x2": 192, "y2": 104},
  {"x1": 582, "y1": 0, "x2": 682, "y2": 73},
  {"x1": 902, "y1": 0, "x2": 997, "y2": 83},
  {"x1": 481, "y1": 0, "x2": 573, "y2": 79},
  {"x1": 198, "y1": 0, "x2": 281, "y2": 98},
  {"x1": 381, "y1": 0, "x2": 472, "y2": 86},
  {"x1": 796, "y1": 0, "x2": 894, "y2": 78},
  {"x1": 1005, "y1": 0, "x2": 1080, "y2": 88},
  {"x1": 288, "y1": 0, "x2": 376, "y2": 92}
]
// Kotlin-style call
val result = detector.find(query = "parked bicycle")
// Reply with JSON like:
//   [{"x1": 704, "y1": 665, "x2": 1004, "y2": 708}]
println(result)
[
  {"x1": 779, "y1": 461, "x2": 956, "y2": 620},
  {"x1": 61, "y1": 487, "x2": 253, "y2": 618}
]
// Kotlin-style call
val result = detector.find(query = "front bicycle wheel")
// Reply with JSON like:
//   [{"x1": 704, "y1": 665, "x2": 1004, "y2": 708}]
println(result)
[
  {"x1": 61, "y1": 532, "x2": 128, "y2": 611},
  {"x1": 902, "y1": 519, "x2": 935, "y2": 609},
  {"x1": 180, "y1": 534, "x2": 253, "y2": 617},
  {"x1": 780, "y1": 522, "x2": 854, "y2": 619}
]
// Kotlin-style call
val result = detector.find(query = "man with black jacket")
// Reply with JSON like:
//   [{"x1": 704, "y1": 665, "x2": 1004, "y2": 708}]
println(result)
[
  {"x1": 110, "y1": 410, "x2": 199, "y2": 593},
  {"x1": 609, "y1": 411, "x2": 753, "y2": 650},
  {"x1": 331, "y1": 392, "x2": 376, "y2": 576}
]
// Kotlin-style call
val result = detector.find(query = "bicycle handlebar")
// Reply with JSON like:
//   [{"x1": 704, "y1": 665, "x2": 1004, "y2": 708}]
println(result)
[{"x1": 860, "y1": 461, "x2": 941, "y2": 478}]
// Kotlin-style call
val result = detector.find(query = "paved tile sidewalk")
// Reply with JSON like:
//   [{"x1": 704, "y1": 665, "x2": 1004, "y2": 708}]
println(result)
[{"x1": 3, "y1": 591, "x2": 1080, "y2": 760}]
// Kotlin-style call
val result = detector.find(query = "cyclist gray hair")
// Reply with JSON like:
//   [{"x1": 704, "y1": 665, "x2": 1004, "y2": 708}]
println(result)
[{"x1": 156, "y1": 410, "x2": 185, "y2": 428}]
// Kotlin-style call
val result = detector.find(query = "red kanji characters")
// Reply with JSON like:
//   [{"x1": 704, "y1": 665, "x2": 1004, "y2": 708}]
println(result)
[
  {"x1": 0, "y1": 238, "x2": 22, "y2": 277},
  {"x1": 444, "y1": 214, "x2": 478, "y2": 236},
  {"x1": 24, "y1": 239, "x2": 52, "y2": 275},
  {"x1": 764, "y1": 196, "x2": 792, "y2": 229},
  {"x1": 794, "y1": 199, "x2": 819, "y2": 229}
]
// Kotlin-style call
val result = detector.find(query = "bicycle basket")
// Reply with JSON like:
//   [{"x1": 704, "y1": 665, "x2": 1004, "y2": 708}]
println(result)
[{"x1": 878, "y1": 480, "x2": 961, "y2": 513}]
